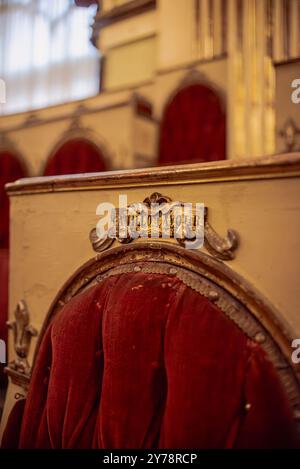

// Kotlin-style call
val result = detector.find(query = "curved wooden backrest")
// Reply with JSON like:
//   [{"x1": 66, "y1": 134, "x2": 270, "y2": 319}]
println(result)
[{"x1": 35, "y1": 242, "x2": 300, "y2": 421}]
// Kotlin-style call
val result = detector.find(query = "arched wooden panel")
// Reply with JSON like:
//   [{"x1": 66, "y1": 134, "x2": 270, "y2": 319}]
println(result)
[
  {"x1": 44, "y1": 138, "x2": 107, "y2": 176},
  {"x1": 159, "y1": 84, "x2": 226, "y2": 165}
]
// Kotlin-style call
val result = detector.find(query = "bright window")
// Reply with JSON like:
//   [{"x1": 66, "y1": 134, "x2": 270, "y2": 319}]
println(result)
[{"x1": 0, "y1": 0, "x2": 99, "y2": 115}]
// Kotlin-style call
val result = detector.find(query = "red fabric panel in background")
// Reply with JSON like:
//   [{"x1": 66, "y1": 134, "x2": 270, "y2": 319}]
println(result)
[
  {"x1": 159, "y1": 84, "x2": 226, "y2": 165},
  {"x1": 0, "y1": 152, "x2": 26, "y2": 386},
  {"x1": 0, "y1": 152, "x2": 26, "y2": 249},
  {"x1": 3, "y1": 271, "x2": 297, "y2": 449},
  {"x1": 43, "y1": 139, "x2": 107, "y2": 176}
]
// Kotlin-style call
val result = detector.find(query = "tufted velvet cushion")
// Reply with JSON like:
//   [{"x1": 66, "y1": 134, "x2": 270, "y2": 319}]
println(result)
[{"x1": 3, "y1": 271, "x2": 297, "y2": 448}]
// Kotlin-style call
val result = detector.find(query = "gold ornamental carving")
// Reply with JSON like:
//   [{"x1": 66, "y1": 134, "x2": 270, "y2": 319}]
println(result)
[
  {"x1": 5, "y1": 300, "x2": 38, "y2": 389},
  {"x1": 90, "y1": 192, "x2": 238, "y2": 261}
]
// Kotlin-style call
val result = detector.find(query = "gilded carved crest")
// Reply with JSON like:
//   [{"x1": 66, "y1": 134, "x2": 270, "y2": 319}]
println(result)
[
  {"x1": 90, "y1": 192, "x2": 238, "y2": 261},
  {"x1": 6, "y1": 300, "x2": 37, "y2": 389}
]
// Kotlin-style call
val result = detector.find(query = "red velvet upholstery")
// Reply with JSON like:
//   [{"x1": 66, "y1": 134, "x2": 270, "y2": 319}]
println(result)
[
  {"x1": 3, "y1": 271, "x2": 297, "y2": 448},
  {"x1": 1, "y1": 399, "x2": 25, "y2": 449},
  {"x1": 44, "y1": 139, "x2": 107, "y2": 176},
  {"x1": 159, "y1": 84, "x2": 226, "y2": 165}
]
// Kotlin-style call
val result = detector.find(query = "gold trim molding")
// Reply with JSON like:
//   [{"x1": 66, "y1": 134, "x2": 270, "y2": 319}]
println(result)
[{"x1": 5, "y1": 152, "x2": 300, "y2": 196}]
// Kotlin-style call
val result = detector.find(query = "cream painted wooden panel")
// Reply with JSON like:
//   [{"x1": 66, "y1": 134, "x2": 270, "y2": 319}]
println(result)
[
  {"x1": 132, "y1": 115, "x2": 158, "y2": 167},
  {"x1": 0, "y1": 90, "x2": 159, "y2": 175},
  {"x1": 99, "y1": 10, "x2": 157, "y2": 52},
  {"x1": 4, "y1": 106, "x2": 132, "y2": 175},
  {"x1": 0, "y1": 90, "x2": 136, "y2": 131},
  {"x1": 1, "y1": 171, "x2": 300, "y2": 436},
  {"x1": 158, "y1": 0, "x2": 195, "y2": 69},
  {"x1": 104, "y1": 36, "x2": 157, "y2": 90}
]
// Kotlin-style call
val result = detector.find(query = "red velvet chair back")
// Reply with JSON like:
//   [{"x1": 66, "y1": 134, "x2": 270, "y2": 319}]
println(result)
[
  {"x1": 3, "y1": 246, "x2": 299, "y2": 449},
  {"x1": 44, "y1": 138, "x2": 107, "y2": 176},
  {"x1": 159, "y1": 84, "x2": 226, "y2": 165}
]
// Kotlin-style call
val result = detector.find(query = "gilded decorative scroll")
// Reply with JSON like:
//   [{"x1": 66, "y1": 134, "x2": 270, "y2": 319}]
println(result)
[
  {"x1": 5, "y1": 300, "x2": 37, "y2": 389},
  {"x1": 279, "y1": 119, "x2": 300, "y2": 152},
  {"x1": 90, "y1": 192, "x2": 238, "y2": 261}
]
